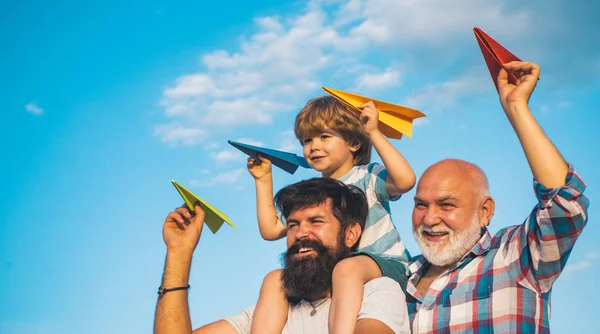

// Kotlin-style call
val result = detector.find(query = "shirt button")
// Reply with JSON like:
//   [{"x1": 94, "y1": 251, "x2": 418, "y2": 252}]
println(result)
[{"x1": 423, "y1": 296, "x2": 435, "y2": 309}]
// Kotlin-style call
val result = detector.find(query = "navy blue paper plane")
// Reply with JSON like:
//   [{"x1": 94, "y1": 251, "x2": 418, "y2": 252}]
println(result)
[{"x1": 228, "y1": 140, "x2": 311, "y2": 174}]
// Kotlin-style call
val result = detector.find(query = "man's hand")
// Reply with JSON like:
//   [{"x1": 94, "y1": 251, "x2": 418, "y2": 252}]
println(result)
[
  {"x1": 498, "y1": 61, "x2": 540, "y2": 112},
  {"x1": 163, "y1": 203, "x2": 205, "y2": 254},
  {"x1": 358, "y1": 101, "x2": 381, "y2": 136},
  {"x1": 247, "y1": 154, "x2": 272, "y2": 180}
]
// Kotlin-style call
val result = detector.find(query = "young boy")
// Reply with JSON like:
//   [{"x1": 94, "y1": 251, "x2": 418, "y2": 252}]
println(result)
[{"x1": 247, "y1": 96, "x2": 416, "y2": 334}]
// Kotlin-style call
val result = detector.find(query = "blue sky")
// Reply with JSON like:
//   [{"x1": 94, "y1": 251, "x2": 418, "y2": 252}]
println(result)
[{"x1": 1, "y1": 0, "x2": 598, "y2": 333}]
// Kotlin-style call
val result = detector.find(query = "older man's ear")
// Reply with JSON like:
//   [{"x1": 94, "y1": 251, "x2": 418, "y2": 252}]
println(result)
[
  {"x1": 344, "y1": 223, "x2": 363, "y2": 248},
  {"x1": 479, "y1": 197, "x2": 496, "y2": 228}
]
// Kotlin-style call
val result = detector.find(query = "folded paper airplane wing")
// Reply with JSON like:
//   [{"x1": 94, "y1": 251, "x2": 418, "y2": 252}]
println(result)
[
  {"x1": 228, "y1": 140, "x2": 310, "y2": 174},
  {"x1": 171, "y1": 180, "x2": 236, "y2": 234},
  {"x1": 322, "y1": 87, "x2": 425, "y2": 139},
  {"x1": 473, "y1": 27, "x2": 521, "y2": 91}
]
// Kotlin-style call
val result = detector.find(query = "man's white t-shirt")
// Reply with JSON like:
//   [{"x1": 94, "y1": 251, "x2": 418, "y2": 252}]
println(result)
[{"x1": 223, "y1": 277, "x2": 409, "y2": 333}]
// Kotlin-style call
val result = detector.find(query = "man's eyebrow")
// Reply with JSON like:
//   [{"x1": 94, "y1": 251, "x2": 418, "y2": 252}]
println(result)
[
  {"x1": 287, "y1": 214, "x2": 328, "y2": 222},
  {"x1": 413, "y1": 196, "x2": 458, "y2": 203},
  {"x1": 307, "y1": 214, "x2": 327, "y2": 221},
  {"x1": 435, "y1": 196, "x2": 457, "y2": 203}
]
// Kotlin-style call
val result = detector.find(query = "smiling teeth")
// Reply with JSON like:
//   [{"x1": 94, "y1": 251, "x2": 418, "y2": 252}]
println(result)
[
  {"x1": 425, "y1": 231, "x2": 449, "y2": 236},
  {"x1": 299, "y1": 247, "x2": 313, "y2": 253}
]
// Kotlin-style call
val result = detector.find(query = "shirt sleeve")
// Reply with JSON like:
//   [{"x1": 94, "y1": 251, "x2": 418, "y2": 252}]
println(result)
[
  {"x1": 505, "y1": 164, "x2": 589, "y2": 293},
  {"x1": 222, "y1": 305, "x2": 255, "y2": 334},
  {"x1": 358, "y1": 277, "x2": 410, "y2": 333},
  {"x1": 369, "y1": 163, "x2": 401, "y2": 202}
]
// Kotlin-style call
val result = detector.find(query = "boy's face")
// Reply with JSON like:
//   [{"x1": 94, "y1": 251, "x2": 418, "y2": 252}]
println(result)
[{"x1": 301, "y1": 128, "x2": 358, "y2": 179}]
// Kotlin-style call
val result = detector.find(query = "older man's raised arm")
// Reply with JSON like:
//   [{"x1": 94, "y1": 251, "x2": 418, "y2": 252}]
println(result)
[
  {"x1": 497, "y1": 62, "x2": 589, "y2": 293},
  {"x1": 153, "y1": 204, "x2": 237, "y2": 334},
  {"x1": 498, "y1": 61, "x2": 568, "y2": 188}
]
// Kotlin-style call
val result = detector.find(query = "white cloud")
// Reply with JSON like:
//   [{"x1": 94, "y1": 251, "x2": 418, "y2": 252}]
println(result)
[
  {"x1": 202, "y1": 98, "x2": 280, "y2": 126},
  {"x1": 587, "y1": 250, "x2": 600, "y2": 259},
  {"x1": 277, "y1": 130, "x2": 302, "y2": 153},
  {"x1": 157, "y1": 9, "x2": 333, "y2": 145},
  {"x1": 540, "y1": 105, "x2": 551, "y2": 114},
  {"x1": 164, "y1": 74, "x2": 215, "y2": 98},
  {"x1": 564, "y1": 260, "x2": 591, "y2": 272},
  {"x1": 557, "y1": 101, "x2": 572, "y2": 109},
  {"x1": 154, "y1": 123, "x2": 206, "y2": 146},
  {"x1": 189, "y1": 168, "x2": 245, "y2": 187},
  {"x1": 404, "y1": 70, "x2": 490, "y2": 110},
  {"x1": 156, "y1": 0, "x2": 531, "y2": 146},
  {"x1": 235, "y1": 138, "x2": 264, "y2": 146},
  {"x1": 25, "y1": 102, "x2": 43, "y2": 115},
  {"x1": 540, "y1": 101, "x2": 573, "y2": 115},
  {"x1": 212, "y1": 150, "x2": 243, "y2": 163},
  {"x1": 354, "y1": 66, "x2": 401, "y2": 91},
  {"x1": 413, "y1": 118, "x2": 430, "y2": 127},
  {"x1": 348, "y1": 0, "x2": 529, "y2": 45}
]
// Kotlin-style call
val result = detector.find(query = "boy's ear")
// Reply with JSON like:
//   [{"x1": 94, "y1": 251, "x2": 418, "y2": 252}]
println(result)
[{"x1": 349, "y1": 142, "x2": 361, "y2": 153}]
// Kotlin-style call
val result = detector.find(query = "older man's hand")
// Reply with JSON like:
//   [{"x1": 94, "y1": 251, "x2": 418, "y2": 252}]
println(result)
[{"x1": 497, "y1": 61, "x2": 540, "y2": 112}]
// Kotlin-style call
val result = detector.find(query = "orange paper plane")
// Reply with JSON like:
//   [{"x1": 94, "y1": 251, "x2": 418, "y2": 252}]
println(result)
[
  {"x1": 322, "y1": 87, "x2": 425, "y2": 139},
  {"x1": 473, "y1": 27, "x2": 521, "y2": 91}
]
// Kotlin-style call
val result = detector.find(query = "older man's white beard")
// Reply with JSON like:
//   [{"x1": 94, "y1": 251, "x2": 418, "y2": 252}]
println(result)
[{"x1": 413, "y1": 216, "x2": 483, "y2": 267}]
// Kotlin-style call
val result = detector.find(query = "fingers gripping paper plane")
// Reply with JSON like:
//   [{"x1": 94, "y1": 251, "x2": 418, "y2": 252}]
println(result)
[
  {"x1": 322, "y1": 87, "x2": 426, "y2": 139},
  {"x1": 171, "y1": 180, "x2": 236, "y2": 234},
  {"x1": 473, "y1": 27, "x2": 521, "y2": 91},
  {"x1": 228, "y1": 140, "x2": 311, "y2": 175}
]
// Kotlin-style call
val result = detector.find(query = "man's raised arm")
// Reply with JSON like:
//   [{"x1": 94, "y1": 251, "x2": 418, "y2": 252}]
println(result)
[
  {"x1": 497, "y1": 61, "x2": 589, "y2": 292},
  {"x1": 497, "y1": 61, "x2": 568, "y2": 188},
  {"x1": 153, "y1": 204, "x2": 236, "y2": 334}
]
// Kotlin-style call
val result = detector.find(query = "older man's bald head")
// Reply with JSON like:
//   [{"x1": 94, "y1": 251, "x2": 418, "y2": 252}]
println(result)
[
  {"x1": 412, "y1": 159, "x2": 496, "y2": 266},
  {"x1": 419, "y1": 159, "x2": 490, "y2": 200}
]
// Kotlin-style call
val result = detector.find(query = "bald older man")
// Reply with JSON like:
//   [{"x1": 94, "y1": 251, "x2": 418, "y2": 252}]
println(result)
[{"x1": 405, "y1": 61, "x2": 589, "y2": 333}]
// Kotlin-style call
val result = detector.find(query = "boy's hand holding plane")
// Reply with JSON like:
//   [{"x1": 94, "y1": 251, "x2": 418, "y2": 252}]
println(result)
[{"x1": 358, "y1": 101, "x2": 381, "y2": 137}]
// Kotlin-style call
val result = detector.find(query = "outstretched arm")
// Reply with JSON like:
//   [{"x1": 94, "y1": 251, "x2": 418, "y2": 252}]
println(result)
[
  {"x1": 247, "y1": 155, "x2": 287, "y2": 240},
  {"x1": 154, "y1": 204, "x2": 237, "y2": 334},
  {"x1": 154, "y1": 204, "x2": 203, "y2": 334},
  {"x1": 498, "y1": 62, "x2": 589, "y2": 292},
  {"x1": 359, "y1": 102, "x2": 416, "y2": 198},
  {"x1": 498, "y1": 62, "x2": 568, "y2": 188}
]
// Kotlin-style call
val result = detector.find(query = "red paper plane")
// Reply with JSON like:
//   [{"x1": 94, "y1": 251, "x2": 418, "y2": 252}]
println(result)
[{"x1": 473, "y1": 27, "x2": 521, "y2": 91}]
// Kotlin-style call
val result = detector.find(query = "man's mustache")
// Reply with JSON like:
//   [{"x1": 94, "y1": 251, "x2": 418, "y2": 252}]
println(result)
[{"x1": 286, "y1": 239, "x2": 328, "y2": 256}]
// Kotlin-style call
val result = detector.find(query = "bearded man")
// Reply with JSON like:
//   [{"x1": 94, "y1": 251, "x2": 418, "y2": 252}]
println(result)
[
  {"x1": 405, "y1": 61, "x2": 589, "y2": 333},
  {"x1": 154, "y1": 178, "x2": 409, "y2": 333}
]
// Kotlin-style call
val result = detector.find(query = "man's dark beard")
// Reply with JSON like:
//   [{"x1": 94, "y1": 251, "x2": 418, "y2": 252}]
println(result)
[{"x1": 281, "y1": 235, "x2": 350, "y2": 304}]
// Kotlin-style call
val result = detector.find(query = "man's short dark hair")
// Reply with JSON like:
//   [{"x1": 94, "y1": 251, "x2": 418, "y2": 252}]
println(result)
[{"x1": 275, "y1": 178, "x2": 368, "y2": 248}]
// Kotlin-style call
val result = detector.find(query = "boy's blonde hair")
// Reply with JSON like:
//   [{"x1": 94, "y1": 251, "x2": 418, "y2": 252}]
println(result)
[{"x1": 294, "y1": 96, "x2": 372, "y2": 165}]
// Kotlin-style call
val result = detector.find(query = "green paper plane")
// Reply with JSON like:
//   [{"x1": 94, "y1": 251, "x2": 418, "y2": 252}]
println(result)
[{"x1": 171, "y1": 180, "x2": 236, "y2": 234}]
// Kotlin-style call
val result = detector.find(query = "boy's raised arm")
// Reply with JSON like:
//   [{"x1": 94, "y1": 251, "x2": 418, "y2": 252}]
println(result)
[
  {"x1": 359, "y1": 101, "x2": 416, "y2": 198},
  {"x1": 247, "y1": 155, "x2": 287, "y2": 240}
]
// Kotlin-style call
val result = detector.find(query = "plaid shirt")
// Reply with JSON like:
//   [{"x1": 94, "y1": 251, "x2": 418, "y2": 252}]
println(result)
[{"x1": 406, "y1": 165, "x2": 589, "y2": 333}]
